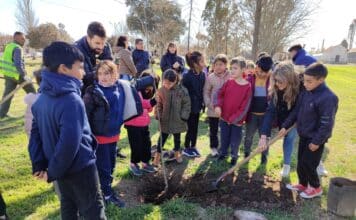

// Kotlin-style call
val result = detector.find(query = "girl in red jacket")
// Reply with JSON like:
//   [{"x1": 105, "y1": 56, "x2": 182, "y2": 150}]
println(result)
[{"x1": 214, "y1": 57, "x2": 252, "y2": 166}]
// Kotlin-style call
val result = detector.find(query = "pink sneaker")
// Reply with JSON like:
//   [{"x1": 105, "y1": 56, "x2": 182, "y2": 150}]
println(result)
[
  {"x1": 300, "y1": 186, "x2": 323, "y2": 199},
  {"x1": 286, "y1": 183, "x2": 307, "y2": 192}
]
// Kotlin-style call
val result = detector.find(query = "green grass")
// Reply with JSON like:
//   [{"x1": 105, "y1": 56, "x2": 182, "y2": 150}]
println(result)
[{"x1": 0, "y1": 62, "x2": 355, "y2": 219}]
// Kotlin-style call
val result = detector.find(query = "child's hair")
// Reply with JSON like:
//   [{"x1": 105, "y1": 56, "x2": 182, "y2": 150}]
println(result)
[
  {"x1": 288, "y1": 44, "x2": 302, "y2": 52},
  {"x1": 185, "y1": 51, "x2": 203, "y2": 70},
  {"x1": 270, "y1": 61, "x2": 300, "y2": 109},
  {"x1": 213, "y1": 54, "x2": 228, "y2": 65},
  {"x1": 116, "y1": 36, "x2": 128, "y2": 47},
  {"x1": 163, "y1": 69, "x2": 178, "y2": 83},
  {"x1": 33, "y1": 68, "x2": 43, "y2": 85},
  {"x1": 43, "y1": 41, "x2": 84, "y2": 73},
  {"x1": 304, "y1": 62, "x2": 328, "y2": 79},
  {"x1": 135, "y1": 38, "x2": 143, "y2": 45},
  {"x1": 246, "y1": 60, "x2": 256, "y2": 69},
  {"x1": 87, "y1": 21, "x2": 106, "y2": 38},
  {"x1": 256, "y1": 55, "x2": 273, "y2": 72},
  {"x1": 258, "y1": 52, "x2": 269, "y2": 58},
  {"x1": 95, "y1": 60, "x2": 117, "y2": 78},
  {"x1": 230, "y1": 56, "x2": 246, "y2": 69}
]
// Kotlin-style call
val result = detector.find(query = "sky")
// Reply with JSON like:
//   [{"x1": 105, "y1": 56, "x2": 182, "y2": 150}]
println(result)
[{"x1": 0, "y1": 0, "x2": 355, "y2": 51}]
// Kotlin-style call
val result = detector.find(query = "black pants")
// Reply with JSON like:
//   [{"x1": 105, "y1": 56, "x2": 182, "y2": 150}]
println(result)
[
  {"x1": 184, "y1": 113, "x2": 200, "y2": 148},
  {"x1": 0, "y1": 193, "x2": 6, "y2": 216},
  {"x1": 0, "y1": 76, "x2": 36, "y2": 117},
  {"x1": 125, "y1": 125, "x2": 151, "y2": 164},
  {"x1": 157, "y1": 133, "x2": 181, "y2": 153},
  {"x1": 57, "y1": 164, "x2": 106, "y2": 220},
  {"x1": 297, "y1": 137, "x2": 324, "y2": 188},
  {"x1": 209, "y1": 117, "x2": 219, "y2": 149}
]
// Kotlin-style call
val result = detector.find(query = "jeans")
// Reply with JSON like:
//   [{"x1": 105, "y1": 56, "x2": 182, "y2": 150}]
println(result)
[
  {"x1": 57, "y1": 164, "x2": 106, "y2": 220},
  {"x1": 209, "y1": 117, "x2": 219, "y2": 149},
  {"x1": 95, "y1": 142, "x2": 117, "y2": 197},
  {"x1": 297, "y1": 137, "x2": 324, "y2": 188},
  {"x1": 0, "y1": 76, "x2": 36, "y2": 117},
  {"x1": 219, "y1": 120, "x2": 242, "y2": 158},
  {"x1": 243, "y1": 114, "x2": 268, "y2": 156},
  {"x1": 282, "y1": 127, "x2": 297, "y2": 165}
]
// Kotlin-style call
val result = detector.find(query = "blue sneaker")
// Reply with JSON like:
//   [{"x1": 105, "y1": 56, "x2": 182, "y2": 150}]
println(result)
[
  {"x1": 182, "y1": 148, "x2": 195, "y2": 158},
  {"x1": 191, "y1": 148, "x2": 201, "y2": 157},
  {"x1": 142, "y1": 163, "x2": 157, "y2": 173},
  {"x1": 129, "y1": 163, "x2": 143, "y2": 176},
  {"x1": 105, "y1": 194, "x2": 125, "y2": 208}
]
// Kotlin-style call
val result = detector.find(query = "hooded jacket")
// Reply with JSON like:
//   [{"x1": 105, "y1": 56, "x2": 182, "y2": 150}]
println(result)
[{"x1": 28, "y1": 71, "x2": 97, "y2": 182}]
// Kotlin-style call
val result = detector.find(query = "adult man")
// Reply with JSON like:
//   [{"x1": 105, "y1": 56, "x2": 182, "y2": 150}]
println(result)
[
  {"x1": 0, "y1": 32, "x2": 36, "y2": 118},
  {"x1": 74, "y1": 21, "x2": 113, "y2": 93},
  {"x1": 132, "y1": 38, "x2": 150, "y2": 76}
]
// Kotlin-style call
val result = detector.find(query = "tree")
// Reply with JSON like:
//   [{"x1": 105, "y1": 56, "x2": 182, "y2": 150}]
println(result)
[
  {"x1": 0, "y1": 34, "x2": 13, "y2": 52},
  {"x1": 126, "y1": 0, "x2": 186, "y2": 53},
  {"x1": 341, "y1": 39, "x2": 348, "y2": 49},
  {"x1": 251, "y1": 0, "x2": 262, "y2": 60},
  {"x1": 240, "y1": 0, "x2": 316, "y2": 57},
  {"x1": 27, "y1": 23, "x2": 73, "y2": 49},
  {"x1": 15, "y1": 0, "x2": 39, "y2": 33},
  {"x1": 348, "y1": 19, "x2": 356, "y2": 50}
]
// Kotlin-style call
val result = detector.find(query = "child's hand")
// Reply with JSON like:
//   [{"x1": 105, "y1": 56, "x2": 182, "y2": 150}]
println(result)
[
  {"x1": 173, "y1": 62, "x2": 180, "y2": 69},
  {"x1": 258, "y1": 135, "x2": 268, "y2": 152},
  {"x1": 214, "y1": 107, "x2": 221, "y2": 117},
  {"x1": 309, "y1": 143, "x2": 319, "y2": 152},
  {"x1": 278, "y1": 128, "x2": 287, "y2": 137}
]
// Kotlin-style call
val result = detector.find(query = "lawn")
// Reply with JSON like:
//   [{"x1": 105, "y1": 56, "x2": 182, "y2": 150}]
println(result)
[{"x1": 0, "y1": 61, "x2": 355, "y2": 220}]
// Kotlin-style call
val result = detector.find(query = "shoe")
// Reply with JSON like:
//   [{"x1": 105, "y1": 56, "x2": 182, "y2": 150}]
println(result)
[
  {"x1": 105, "y1": 194, "x2": 125, "y2": 208},
  {"x1": 182, "y1": 148, "x2": 195, "y2": 158},
  {"x1": 116, "y1": 151, "x2": 127, "y2": 159},
  {"x1": 0, "y1": 214, "x2": 9, "y2": 220},
  {"x1": 217, "y1": 155, "x2": 226, "y2": 161},
  {"x1": 129, "y1": 163, "x2": 143, "y2": 176},
  {"x1": 317, "y1": 162, "x2": 328, "y2": 176},
  {"x1": 280, "y1": 164, "x2": 291, "y2": 177},
  {"x1": 174, "y1": 151, "x2": 183, "y2": 163},
  {"x1": 153, "y1": 152, "x2": 161, "y2": 167},
  {"x1": 142, "y1": 163, "x2": 157, "y2": 173},
  {"x1": 261, "y1": 154, "x2": 267, "y2": 165},
  {"x1": 286, "y1": 183, "x2": 307, "y2": 192},
  {"x1": 244, "y1": 152, "x2": 250, "y2": 158},
  {"x1": 230, "y1": 157, "x2": 237, "y2": 166},
  {"x1": 163, "y1": 150, "x2": 175, "y2": 162},
  {"x1": 210, "y1": 148, "x2": 219, "y2": 157},
  {"x1": 300, "y1": 186, "x2": 323, "y2": 199},
  {"x1": 191, "y1": 148, "x2": 201, "y2": 157}
]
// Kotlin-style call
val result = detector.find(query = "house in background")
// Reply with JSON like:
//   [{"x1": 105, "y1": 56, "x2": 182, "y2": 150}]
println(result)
[
  {"x1": 321, "y1": 45, "x2": 348, "y2": 64},
  {"x1": 347, "y1": 48, "x2": 356, "y2": 63}
]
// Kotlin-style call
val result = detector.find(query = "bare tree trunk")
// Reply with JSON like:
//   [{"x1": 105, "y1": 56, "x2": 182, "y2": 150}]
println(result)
[
  {"x1": 187, "y1": 0, "x2": 193, "y2": 52},
  {"x1": 252, "y1": 0, "x2": 262, "y2": 60}
]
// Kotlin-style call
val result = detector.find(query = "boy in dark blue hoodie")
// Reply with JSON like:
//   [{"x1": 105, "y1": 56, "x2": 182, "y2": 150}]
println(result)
[
  {"x1": 28, "y1": 41, "x2": 106, "y2": 219},
  {"x1": 279, "y1": 63, "x2": 338, "y2": 199}
]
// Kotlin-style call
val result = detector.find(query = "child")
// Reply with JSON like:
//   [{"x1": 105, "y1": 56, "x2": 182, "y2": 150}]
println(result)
[
  {"x1": 203, "y1": 54, "x2": 230, "y2": 157},
  {"x1": 245, "y1": 60, "x2": 256, "y2": 77},
  {"x1": 243, "y1": 54, "x2": 273, "y2": 164},
  {"x1": 258, "y1": 61, "x2": 300, "y2": 177},
  {"x1": 214, "y1": 57, "x2": 252, "y2": 166},
  {"x1": 84, "y1": 60, "x2": 142, "y2": 207},
  {"x1": 153, "y1": 69, "x2": 191, "y2": 166},
  {"x1": 124, "y1": 71, "x2": 158, "y2": 176},
  {"x1": 279, "y1": 63, "x2": 338, "y2": 198},
  {"x1": 182, "y1": 51, "x2": 206, "y2": 157},
  {"x1": 28, "y1": 41, "x2": 106, "y2": 219}
]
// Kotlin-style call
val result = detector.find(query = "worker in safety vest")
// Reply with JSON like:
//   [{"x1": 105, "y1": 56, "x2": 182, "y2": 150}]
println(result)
[{"x1": 0, "y1": 32, "x2": 36, "y2": 118}]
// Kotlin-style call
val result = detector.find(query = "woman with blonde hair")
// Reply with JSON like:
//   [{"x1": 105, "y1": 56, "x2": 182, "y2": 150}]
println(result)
[{"x1": 258, "y1": 61, "x2": 300, "y2": 177}]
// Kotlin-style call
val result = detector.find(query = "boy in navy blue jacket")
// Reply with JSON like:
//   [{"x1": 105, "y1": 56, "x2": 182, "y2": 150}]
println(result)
[
  {"x1": 28, "y1": 42, "x2": 106, "y2": 219},
  {"x1": 278, "y1": 63, "x2": 338, "y2": 199}
]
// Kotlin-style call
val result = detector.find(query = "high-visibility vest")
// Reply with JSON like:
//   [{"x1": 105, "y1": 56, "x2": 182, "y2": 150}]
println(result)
[{"x1": 0, "y1": 42, "x2": 22, "y2": 80}]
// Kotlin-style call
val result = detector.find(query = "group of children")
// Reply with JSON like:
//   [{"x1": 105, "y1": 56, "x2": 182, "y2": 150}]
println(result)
[{"x1": 24, "y1": 40, "x2": 338, "y2": 219}]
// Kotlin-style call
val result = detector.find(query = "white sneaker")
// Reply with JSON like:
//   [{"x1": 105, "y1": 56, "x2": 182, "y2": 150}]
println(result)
[
  {"x1": 211, "y1": 148, "x2": 219, "y2": 157},
  {"x1": 317, "y1": 162, "x2": 328, "y2": 176},
  {"x1": 280, "y1": 164, "x2": 290, "y2": 177}
]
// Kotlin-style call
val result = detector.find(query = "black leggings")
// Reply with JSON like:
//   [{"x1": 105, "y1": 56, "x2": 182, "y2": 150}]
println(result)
[
  {"x1": 184, "y1": 113, "x2": 200, "y2": 148},
  {"x1": 157, "y1": 133, "x2": 181, "y2": 153}
]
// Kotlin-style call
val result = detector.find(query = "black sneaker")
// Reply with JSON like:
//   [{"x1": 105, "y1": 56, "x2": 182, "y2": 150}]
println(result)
[
  {"x1": 217, "y1": 155, "x2": 226, "y2": 161},
  {"x1": 230, "y1": 158, "x2": 237, "y2": 166},
  {"x1": 142, "y1": 163, "x2": 157, "y2": 173},
  {"x1": 129, "y1": 163, "x2": 143, "y2": 176},
  {"x1": 116, "y1": 151, "x2": 127, "y2": 159},
  {"x1": 191, "y1": 148, "x2": 201, "y2": 157},
  {"x1": 163, "y1": 150, "x2": 175, "y2": 162},
  {"x1": 105, "y1": 194, "x2": 125, "y2": 208}
]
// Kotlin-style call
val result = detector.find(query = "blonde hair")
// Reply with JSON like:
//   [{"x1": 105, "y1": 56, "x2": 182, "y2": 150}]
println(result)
[
  {"x1": 96, "y1": 60, "x2": 118, "y2": 80},
  {"x1": 269, "y1": 61, "x2": 300, "y2": 110},
  {"x1": 246, "y1": 60, "x2": 256, "y2": 69}
]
